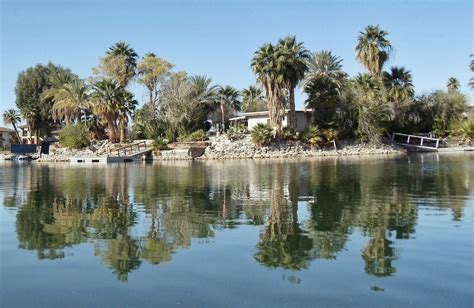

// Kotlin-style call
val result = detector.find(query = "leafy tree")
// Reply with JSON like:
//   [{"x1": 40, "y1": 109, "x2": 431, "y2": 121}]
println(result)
[
  {"x1": 431, "y1": 90, "x2": 467, "y2": 136},
  {"x1": 351, "y1": 73, "x2": 390, "y2": 143},
  {"x1": 137, "y1": 53, "x2": 174, "y2": 112},
  {"x1": 241, "y1": 85, "x2": 267, "y2": 112},
  {"x1": 2, "y1": 109, "x2": 22, "y2": 143},
  {"x1": 15, "y1": 62, "x2": 75, "y2": 142},
  {"x1": 277, "y1": 36, "x2": 310, "y2": 129},
  {"x1": 356, "y1": 25, "x2": 392, "y2": 76},
  {"x1": 159, "y1": 73, "x2": 207, "y2": 139},
  {"x1": 251, "y1": 43, "x2": 287, "y2": 134}
]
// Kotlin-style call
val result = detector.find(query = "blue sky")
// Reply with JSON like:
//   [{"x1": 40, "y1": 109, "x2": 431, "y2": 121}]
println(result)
[{"x1": 1, "y1": 0, "x2": 472, "y2": 124}]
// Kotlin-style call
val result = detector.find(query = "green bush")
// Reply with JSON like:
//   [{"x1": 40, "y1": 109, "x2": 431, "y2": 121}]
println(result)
[
  {"x1": 251, "y1": 123, "x2": 273, "y2": 147},
  {"x1": 59, "y1": 124, "x2": 90, "y2": 149},
  {"x1": 280, "y1": 127, "x2": 297, "y2": 143},
  {"x1": 226, "y1": 124, "x2": 246, "y2": 141},
  {"x1": 299, "y1": 125, "x2": 323, "y2": 147},
  {"x1": 455, "y1": 119, "x2": 474, "y2": 143},
  {"x1": 321, "y1": 128, "x2": 339, "y2": 143},
  {"x1": 152, "y1": 137, "x2": 169, "y2": 151},
  {"x1": 177, "y1": 129, "x2": 207, "y2": 142}
]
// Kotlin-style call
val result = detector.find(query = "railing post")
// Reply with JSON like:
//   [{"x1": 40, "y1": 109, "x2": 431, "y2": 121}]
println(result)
[
  {"x1": 407, "y1": 136, "x2": 410, "y2": 144},
  {"x1": 391, "y1": 133, "x2": 395, "y2": 141},
  {"x1": 420, "y1": 138, "x2": 424, "y2": 146},
  {"x1": 436, "y1": 139, "x2": 439, "y2": 148}
]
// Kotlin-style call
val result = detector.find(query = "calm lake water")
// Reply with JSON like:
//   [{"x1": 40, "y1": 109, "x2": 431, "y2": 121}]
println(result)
[{"x1": 0, "y1": 154, "x2": 473, "y2": 307}]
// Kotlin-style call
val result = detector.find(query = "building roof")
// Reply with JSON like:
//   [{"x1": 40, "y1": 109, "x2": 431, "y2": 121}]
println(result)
[
  {"x1": 0, "y1": 126, "x2": 15, "y2": 132},
  {"x1": 239, "y1": 109, "x2": 312, "y2": 118}
]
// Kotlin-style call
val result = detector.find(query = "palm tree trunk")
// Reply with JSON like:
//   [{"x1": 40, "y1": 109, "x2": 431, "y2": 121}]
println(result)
[
  {"x1": 288, "y1": 88, "x2": 297, "y2": 129},
  {"x1": 12, "y1": 123, "x2": 22, "y2": 144}
]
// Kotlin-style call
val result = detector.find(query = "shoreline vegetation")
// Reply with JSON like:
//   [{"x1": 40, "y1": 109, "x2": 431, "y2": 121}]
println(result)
[{"x1": 2, "y1": 25, "x2": 474, "y2": 159}]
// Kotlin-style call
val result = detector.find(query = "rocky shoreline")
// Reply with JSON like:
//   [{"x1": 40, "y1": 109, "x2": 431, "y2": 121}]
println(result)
[
  {"x1": 197, "y1": 135, "x2": 405, "y2": 159},
  {"x1": 1, "y1": 135, "x2": 407, "y2": 162}
]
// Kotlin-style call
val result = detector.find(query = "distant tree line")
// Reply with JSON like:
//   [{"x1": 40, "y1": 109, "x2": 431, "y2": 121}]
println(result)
[{"x1": 4, "y1": 25, "x2": 473, "y2": 145}]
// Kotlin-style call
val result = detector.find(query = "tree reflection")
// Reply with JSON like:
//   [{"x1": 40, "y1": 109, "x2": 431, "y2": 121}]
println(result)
[
  {"x1": 5, "y1": 154, "x2": 472, "y2": 281},
  {"x1": 255, "y1": 164, "x2": 314, "y2": 270}
]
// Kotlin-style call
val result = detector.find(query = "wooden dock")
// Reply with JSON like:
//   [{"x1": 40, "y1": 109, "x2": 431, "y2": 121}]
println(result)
[
  {"x1": 391, "y1": 133, "x2": 441, "y2": 152},
  {"x1": 71, "y1": 141, "x2": 153, "y2": 163}
]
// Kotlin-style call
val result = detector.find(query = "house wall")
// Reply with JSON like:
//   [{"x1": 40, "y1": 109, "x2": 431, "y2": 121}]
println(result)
[
  {"x1": 248, "y1": 117, "x2": 270, "y2": 131},
  {"x1": 247, "y1": 113, "x2": 311, "y2": 133},
  {"x1": 0, "y1": 131, "x2": 11, "y2": 147}
]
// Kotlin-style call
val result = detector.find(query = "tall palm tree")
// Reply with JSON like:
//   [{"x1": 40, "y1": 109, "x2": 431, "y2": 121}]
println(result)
[
  {"x1": 277, "y1": 36, "x2": 310, "y2": 128},
  {"x1": 106, "y1": 41, "x2": 138, "y2": 88},
  {"x1": 216, "y1": 86, "x2": 241, "y2": 127},
  {"x1": 469, "y1": 54, "x2": 474, "y2": 89},
  {"x1": 2, "y1": 109, "x2": 22, "y2": 144},
  {"x1": 50, "y1": 79, "x2": 89, "y2": 124},
  {"x1": 91, "y1": 80, "x2": 121, "y2": 142},
  {"x1": 383, "y1": 66, "x2": 414, "y2": 102},
  {"x1": 447, "y1": 77, "x2": 460, "y2": 94},
  {"x1": 116, "y1": 90, "x2": 138, "y2": 143},
  {"x1": 251, "y1": 43, "x2": 287, "y2": 134},
  {"x1": 241, "y1": 85, "x2": 267, "y2": 112},
  {"x1": 356, "y1": 25, "x2": 392, "y2": 76}
]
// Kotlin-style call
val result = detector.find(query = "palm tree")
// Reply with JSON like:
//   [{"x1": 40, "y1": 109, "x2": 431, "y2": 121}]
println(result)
[
  {"x1": 241, "y1": 85, "x2": 267, "y2": 112},
  {"x1": 50, "y1": 79, "x2": 89, "y2": 124},
  {"x1": 383, "y1": 66, "x2": 414, "y2": 102},
  {"x1": 302, "y1": 50, "x2": 347, "y2": 91},
  {"x1": 302, "y1": 50, "x2": 348, "y2": 129},
  {"x1": 447, "y1": 77, "x2": 460, "y2": 94},
  {"x1": 469, "y1": 54, "x2": 474, "y2": 89},
  {"x1": 189, "y1": 75, "x2": 219, "y2": 108},
  {"x1": 106, "y1": 41, "x2": 138, "y2": 88},
  {"x1": 251, "y1": 43, "x2": 287, "y2": 134},
  {"x1": 356, "y1": 25, "x2": 392, "y2": 76},
  {"x1": 91, "y1": 80, "x2": 121, "y2": 142},
  {"x1": 277, "y1": 36, "x2": 310, "y2": 129},
  {"x1": 216, "y1": 86, "x2": 241, "y2": 128},
  {"x1": 116, "y1": 90, "x2": 138, "y2": 143},
  {"x1": 2, "y1": 109, "x2": 22, "y2": 144}
]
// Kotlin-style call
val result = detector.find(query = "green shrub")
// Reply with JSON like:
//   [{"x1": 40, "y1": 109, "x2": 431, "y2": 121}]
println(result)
[
  {"x1": 226, "y1": 124, "x2": 246, "y2": 141},
  {"x1": 251, "y1": 123, "x2": 273, "y2": 147},
  {"x1": 152, "y1": 137, "x2": 169, "y2": 151},
  {"x1": 280, "y1": 127, "x2": 297, "y2": 143},
  {"x1": 321, "y1": 128, "x2": 339, "y2": 143},
  {"x1": 59, "y1": 124, "x2": 90, "y2": 149},
  {"x1": 177, "y1": 129, "x2": 207, "y2": 142},
  {"x1": 455, "y1": 119, "x2": 474, "y2": 143},
  {"x1": 299, "y1": 125, "x2": 323, "y2": 147}
]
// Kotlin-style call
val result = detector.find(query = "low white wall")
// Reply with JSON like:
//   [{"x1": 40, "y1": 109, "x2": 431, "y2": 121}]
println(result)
[{"x1": 247, "y1": 113, "x2": 311, "y2": 132}]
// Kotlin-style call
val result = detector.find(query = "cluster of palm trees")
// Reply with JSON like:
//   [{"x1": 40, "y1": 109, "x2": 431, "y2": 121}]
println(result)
[
  {"x1": 6, "y1": 26, "x2": 469, "y2": 145},
  {"x1": 251, "y1": 25, "x2": 468, "y2": 140}
]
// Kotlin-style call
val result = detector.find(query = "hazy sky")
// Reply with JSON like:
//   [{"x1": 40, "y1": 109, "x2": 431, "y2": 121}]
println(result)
[{"x1": 1, "y1": 0, "x2": 472, "y2": 124}]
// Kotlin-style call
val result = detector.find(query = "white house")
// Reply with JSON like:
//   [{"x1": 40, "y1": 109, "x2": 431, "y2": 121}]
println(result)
[
  {"x1": 230, "y1": 109, "x2": 313, "y2": 132},
  {"x1": 0, "y1": 127, "x2": 15, "y2": 147}
]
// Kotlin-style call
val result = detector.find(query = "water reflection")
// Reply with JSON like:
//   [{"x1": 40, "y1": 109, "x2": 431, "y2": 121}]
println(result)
[{"x1": 2, "y1": 154, "x2": 472, "y2": 282}]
